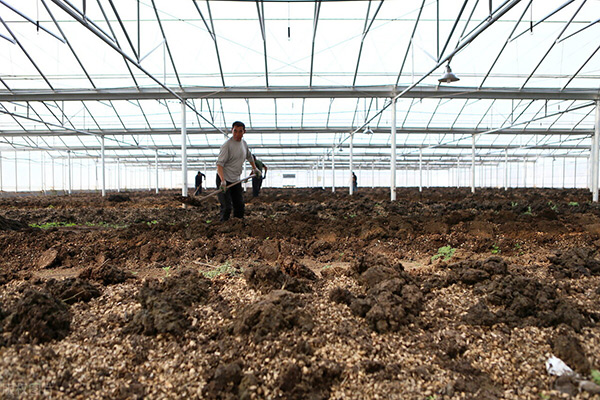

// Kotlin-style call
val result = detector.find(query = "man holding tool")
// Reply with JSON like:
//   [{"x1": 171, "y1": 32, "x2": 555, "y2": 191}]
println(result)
[{"x1": 216, "y1": 121, "x2": 260, "y2": 221}]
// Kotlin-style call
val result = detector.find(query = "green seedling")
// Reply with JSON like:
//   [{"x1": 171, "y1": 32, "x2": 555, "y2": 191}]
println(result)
[
  {"x1": 591, "y1": 369, "x2": 600, "y2": 385},
  {"x1": 47, "y1": 205, "x2": 55, "y2": 209},
  {"x1": 568, "y1": 201, "x2": 579, "y2": 206},
  {"x1": 322, "y1": 264, "x2": 333, "y2": 270},
  {"x1": 511, "y1": 201, "x2": 518, "y2": 208},
  {"x1": 431, "y1": 245, "x2": 456, "y2": 262},
  {"x1": 523, "y1": 206, "x2": 533, "y2": 216},
  {"x1": 547, "y1": 201, "x2": 557, "y2": 211},
  {"x1": 206, "y1": 219, "x2": 212, "y2": 224},
  {"x1": 203, "y1": 261, "x2": 239, "y2": 279},
  {"x1": 29, "y1": 221, "x2": 77, "y2": 229},
  {"x1": 146, "y1": 220, "x2": 159, "y2": 226},
  {"x1": 491, "y1": 244, "x2": 501, "y2": 254},
  {"x1": 162, "y1": 266, "x2": 171, "y2": 277}
]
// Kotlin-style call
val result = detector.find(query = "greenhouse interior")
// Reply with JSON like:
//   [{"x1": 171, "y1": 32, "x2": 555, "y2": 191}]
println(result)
[
  {"x1": 1, "y1": 1, "x2": 600, "y2": 399},
  {"x1": 0, "y1": 0, "x2": 598, "y2": 197}
]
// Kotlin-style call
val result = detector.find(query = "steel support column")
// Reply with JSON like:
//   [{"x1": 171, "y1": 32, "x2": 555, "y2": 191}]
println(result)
[
  {"x1": 101, "y1": 136, "x2": 106, "y2": 197},
  {"x1": 419, "y1": 148, "x2": 423, "y2": 192},
  {"x1": 155, "y1": 150, "x2": 159, "y2": 194},
  {"x1": 593, "y1": 101, "x2": 599, "y2": 202},
  {"x1": 117, "y1": 158, "x2": 121, "y2": 192},
  {"x1": 68, "y1": 150, "x2": 72, "y2": 194},
  {"x1": 349, "y1": 134, "x2": 354, "y2": 195},
  {"x1": 471, "y1": 135, "x2": 475, "y2": 193},
  {"x1": 181, "y1": 101, "x2": 188, "y2": 197},
  {"x1": 504, "y1": 150, "x2": 508, "y2": 190},
  {"x1": 391, "y1": 98, "x2": 397, "y2": 201},
  {"x1": 332, "y1": 149, "x2": 335, "y2": 193}
]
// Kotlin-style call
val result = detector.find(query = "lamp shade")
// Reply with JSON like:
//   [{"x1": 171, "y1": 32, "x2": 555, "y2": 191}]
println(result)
[{"x1": 438, "y1": 64, "x2": 459, "y2": 83}]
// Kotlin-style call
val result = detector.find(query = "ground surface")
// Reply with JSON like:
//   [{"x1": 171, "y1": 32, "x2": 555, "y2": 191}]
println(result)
[{"x1": 0, "y1": 187, "x2": 599, "y2": 399}]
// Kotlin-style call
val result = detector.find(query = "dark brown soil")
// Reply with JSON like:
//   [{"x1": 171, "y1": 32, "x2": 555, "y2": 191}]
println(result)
[{"x1": 0, "y1": 187, "x2": 599, "y2": 399}]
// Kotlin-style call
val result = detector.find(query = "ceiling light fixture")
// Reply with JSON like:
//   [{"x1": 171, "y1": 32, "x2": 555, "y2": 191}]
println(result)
[{"x1": 438, "y1": 64, "x2": 460, "y2": 83}]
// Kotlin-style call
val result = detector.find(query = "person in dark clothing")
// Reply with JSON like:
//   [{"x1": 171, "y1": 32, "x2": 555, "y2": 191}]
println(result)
[
  {"x1": 251, "y1": 155, "x2": 268, "y2": 197},
  {"x1": 216, "y1": 121, "x2": 259, "y2": 221},
  {"x1": 352, "y1": 172, "x2": 358, "y2": 192},
  {"x1": 194, "y1": 171, "x2": 206, "y2": 195}
]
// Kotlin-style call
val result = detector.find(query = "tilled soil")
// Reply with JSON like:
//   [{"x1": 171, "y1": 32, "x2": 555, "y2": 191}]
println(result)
[{"x1": 0, "y1": 187, "x2": 599, "y2": 399}]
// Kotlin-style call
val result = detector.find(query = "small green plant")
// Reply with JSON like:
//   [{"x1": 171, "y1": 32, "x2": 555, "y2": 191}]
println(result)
[
  {"x1": 322, "y1": 264, "x2": 333, "y2": 270},
  {"x1": 29, "y1": 221, "x2": 77, "y2": 229},
  {"x1": 547, "y1": 201, "x2": 557, "y2": 211},
  {"x1": 146, "y1": 220, "x2": 159, "y2": 226},
  {"x1": 47, "y1": 205, "x2": 55, "y2": 209},
  {"x1": 511, "y1": 201, "x2": 518, "y2": 208},
  {"x1": 431, "y1": 245, "x2": 456, "y2": 262},
  {"x1": 591, "y1": 369, "x2": 600, "y2": 385},
  {"x1": 491, "y1": 244, "x2": 501, "y2": 254},
  {"x1": 568, "y1": 201, "x2": 579, "y2": 206},
  {"x1": 203, "y1": 261, "x2": 239, "y2": 279},
  {"x1": 538, "y1": 393, "x2": 550, "y2": 400},
  {"x1": 162, "y1": 266, "x2": 171, "y2": 277},
  {"x1": 349, "y1": 213, "x2": 357, "y2": 218},
  {"x1": 523, "y1": 206, "x2": 533, "y2": 216},
  {"x1": 206, "y1": 219, "x2": 212, "y2": 224}
]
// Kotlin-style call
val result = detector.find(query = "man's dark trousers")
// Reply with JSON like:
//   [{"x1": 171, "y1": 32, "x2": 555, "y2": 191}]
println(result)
[{"x1": 216, "y1": 175, "x2": 244, "y2": 221}]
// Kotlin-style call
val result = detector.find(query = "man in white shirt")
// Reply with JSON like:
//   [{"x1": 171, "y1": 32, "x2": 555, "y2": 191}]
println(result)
[{"x1": 216, "y1": 121, "x2": 260, "y2": 221}]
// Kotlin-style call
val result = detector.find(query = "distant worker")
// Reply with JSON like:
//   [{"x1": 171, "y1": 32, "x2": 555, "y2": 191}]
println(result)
[
  {"x1": 216, "y1": 121, "x2": 260, "y2": 221},
  {"x1": 352, "y1": 172, "x2": 358, "y2": 192},
  {"x1": 194, "y1": 171, "x2": 206, "y2": 195},
  {"x1": 252, "y1": 155, "x2": 268, "y2": 197}
]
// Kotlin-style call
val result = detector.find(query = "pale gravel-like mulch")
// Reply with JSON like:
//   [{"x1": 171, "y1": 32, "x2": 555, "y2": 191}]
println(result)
[{"x1": 0, "y1": 262, "x2": 598, "y2": 400}]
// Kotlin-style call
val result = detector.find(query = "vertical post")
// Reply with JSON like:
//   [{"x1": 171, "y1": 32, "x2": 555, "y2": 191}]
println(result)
[
  {"x1": 101, "y1": 136, "x2": 106, "y2": 197},
  {"x1": 243, "y1": 163, "x2": 247, "y2": 191},
  {"x1": 418, "y1": 148, "x2": 423, "y2": 192},
  {"x1": 391, "y1": 98, "x2": 397, "y2": 201},
  {"x1": 551, "y1": 157, "x2": 555, "y2": 189},
  {"x1": 533, "y1": 157, "x2": 537, "y2": 188},
  {"x1": 523, "y1": 159, "x2": 527, "y2": 188},
  {"x1": 371, "y1": 161, "x2": 375, "y2": 188},
  {"x1": 592, "y1": 101, "x2": 599, "y2": 202},
  {"x1": 562, "y1": 157, "x2": 566, "y2": 189},
  {"x1": 28, "y1": 153, "x2": 31, "y2": 192},
  {"x1": 68, "y1": 150, "x2": 72, "y2": 194},
  {"x1": 51, "y1": 156, "x2": 55, "y2": 190},
  {"x1": 41, "y1": 152, "x2": 45, "y2": 194},
  {"x1": 181, "y1": 101, "x2": 188, "y2": 197},
  {"x1": 155, "y1": 150, "x2": 159, "y2": 193},
  {"x1": 574, "y1": 157, "x2": 577, "y2": 188},
  {"x1": 331, "y1": 149, "x2": 335, "y2": 193},
  {"x1": 456, "y1": 157, "x2": 460, "y2": 188},
  {"x1": 14, "y1": 152, "x2": 18, "y2": 192},
  {"x1": 471, "y1": 135, "x2": 475, "y2": 193},
  {"x1": 117, "y1": 158, "x2": 121, "y2": 192},
  {"x1": 504, "y1": 150, "x2": 508, "y2": 190},
  {"x1": 349, "y1": 134, "x2": 354, "y2": 195},
  {"x1": 321, "y1": 156, "x2": 325, "y2": 189}
]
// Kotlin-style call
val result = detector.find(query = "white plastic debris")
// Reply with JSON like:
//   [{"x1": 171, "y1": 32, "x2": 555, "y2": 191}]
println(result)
[{"x1": 546, "y1": 356, "x2": 574, "y2": 376}]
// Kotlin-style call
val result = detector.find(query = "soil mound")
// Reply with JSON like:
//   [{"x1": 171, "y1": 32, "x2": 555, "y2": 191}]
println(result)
[
  {"x1": 465, "y1": 274, "x2": 591, "y2": 331},
  {"x1": 107, "y1": 194, "x2": 131, "y2": 203},
  {"x1": 232, "y1": 290, "x2": 313, "y2": 341},
  {"x1": 2, "y1": 286, "x2": 71, "y2": 345},
  {"x1": 548, "y1": 248, "x2": 600, "y2": 278},
  {"x1": 124, "y1": 269, "x2": 212, "y2": 336},
  {"x1": 44, "y1": 278, "x2": 102, "y2": 304},
  {"x1": 0, "y1": 215, "x2": 27, "y2": 231},
  {"x1": 78, "y1": 263, "x2": 135, "y2": 285},
  {"x1": 277, "y1": 360, "x2": 343, "y2": 400},
  {"x1": 550, "y1": 326, "x2": 591, "y2": 374},
  {"x1": 334, "y1": 258, "x2": 423, "y2": 333},
  {"x1": 202, "y1": 360, "x2": 243, "y2": 399},
  {"x1": 244, "y1": 264, "x2": 311, "y2": 294}
]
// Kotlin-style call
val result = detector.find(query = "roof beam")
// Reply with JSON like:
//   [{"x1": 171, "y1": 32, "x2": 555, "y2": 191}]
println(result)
[{"x1": 2, "y1": 85, "x2": 598, "y2": 102}]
